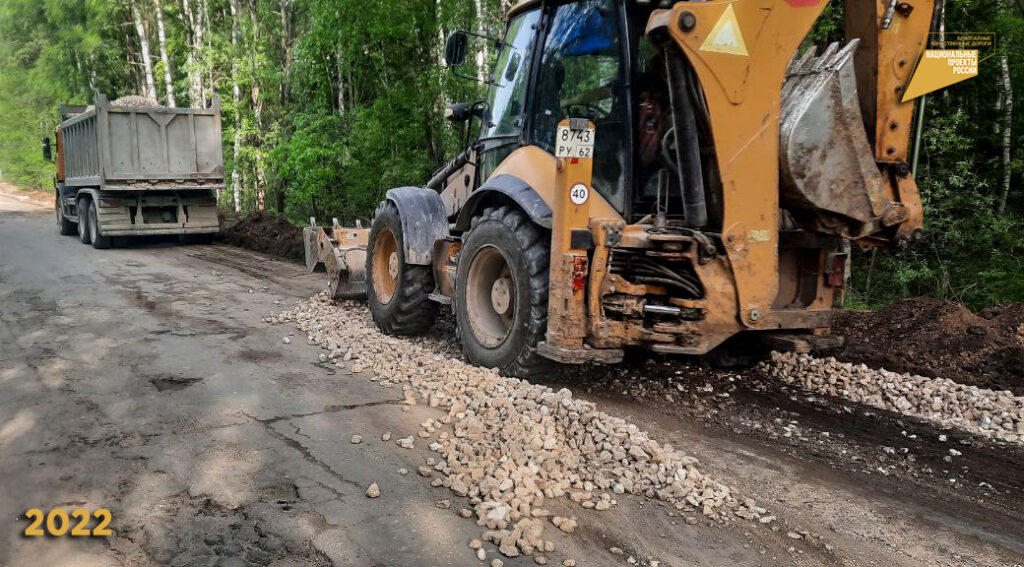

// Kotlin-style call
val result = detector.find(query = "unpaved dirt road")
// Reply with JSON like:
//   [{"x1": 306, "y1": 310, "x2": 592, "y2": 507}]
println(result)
[{"x1": 1, "y1": 188, "x2": 1022, "y2": 566}]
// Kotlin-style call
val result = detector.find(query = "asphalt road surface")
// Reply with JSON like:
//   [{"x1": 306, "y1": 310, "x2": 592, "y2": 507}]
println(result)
[{"x1": 1, "y1": 187, "x2": 1022, "y2": 567}]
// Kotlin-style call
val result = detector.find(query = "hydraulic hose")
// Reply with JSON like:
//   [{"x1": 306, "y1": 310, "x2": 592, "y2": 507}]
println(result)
[{"x1": 663, "y1": 42, "x2": 708, "y2": 229}]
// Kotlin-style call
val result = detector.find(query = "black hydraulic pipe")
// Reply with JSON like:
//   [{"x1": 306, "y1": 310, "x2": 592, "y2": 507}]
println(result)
[
  {"x1": 426, "y1": 149, "x2": 471, "y2": 190},
  {"x1": 663, "y1": 42, "x2": 708, "y2": 229}
]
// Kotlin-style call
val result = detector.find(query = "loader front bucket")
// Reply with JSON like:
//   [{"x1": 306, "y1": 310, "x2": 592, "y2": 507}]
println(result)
[
  {"x1": 779, "y1": 40, "x2": 888, "y2": 239},
  {"x1": 303, "y1": 225, "x2": 326, "y2": 273},
  {"x1": 304, "y1": 219, "x2": 369, "y2": 300}
]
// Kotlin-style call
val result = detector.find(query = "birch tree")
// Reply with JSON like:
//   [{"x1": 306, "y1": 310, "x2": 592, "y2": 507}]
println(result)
[
  {"x1": 230, "y1": 0, "x2": 243, "y2": 212},
  {"x1": 997, "y1": 52, "x2": 1014, "y2": 216},
  {"x1": 154, "y1": 0, "x2": 175, "y2": 106},
  {"x1": 180, "y1": 0, "x2": 206, "y2": 108},
  {"x1": 474, "y1": 0, "x2": 489, "y2": 83},
  {"x1": 131, "y1": 1, "x2": 157, "y2": 101}
]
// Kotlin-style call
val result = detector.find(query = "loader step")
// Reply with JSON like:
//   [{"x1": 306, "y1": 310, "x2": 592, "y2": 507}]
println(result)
[
  {"x1": 759, "y1": 333, "x2": 845, "y2": 354},
  {"x1": 537, "y1": 342, "x2": 624, "y2": 365}
]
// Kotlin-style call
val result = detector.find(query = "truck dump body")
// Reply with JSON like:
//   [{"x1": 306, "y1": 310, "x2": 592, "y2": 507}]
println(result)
[
  {"x1": 56, "y1": 93, "x2": 223, "y2": 240},
  {"x1": 61, "y1": 94, "x2": 223, "y2": 190}
]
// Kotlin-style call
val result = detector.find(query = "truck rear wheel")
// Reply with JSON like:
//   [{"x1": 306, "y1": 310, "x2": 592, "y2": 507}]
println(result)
[
  {"x1": 77, "y1": 198, "x2": 92, "y2": 245},
  {"x1": 366, "y1": 201, "x2": 438, "y2": 335},
  {"x1": 56, "y1": 195, "x2": 75, "y2": 236},
  {"x1": 455, "y1": 205, "x2": 552, "y2": 377},
  {"x1": 87, "y1": 201, "x2": 112, "y2": 249}
]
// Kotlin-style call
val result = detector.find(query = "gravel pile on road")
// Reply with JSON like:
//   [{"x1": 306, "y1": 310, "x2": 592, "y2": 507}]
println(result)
[
  {"x1": 269, "y1": 293, "x2": 765, "y2": 559},
  {"x1": 763, "y1": 352, "x2": 1024, "y2": 444}
]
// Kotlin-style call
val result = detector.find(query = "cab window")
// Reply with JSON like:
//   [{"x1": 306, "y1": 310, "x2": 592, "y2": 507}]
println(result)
[
  {"x1": 481, "y1": 10, "x2": 542, "y2": 139},
  {"x1": 529, "y1": 0, "x2": 628, "y2": 212}
]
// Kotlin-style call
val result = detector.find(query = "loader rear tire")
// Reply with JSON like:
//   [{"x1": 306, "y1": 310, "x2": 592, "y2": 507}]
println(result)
[
  {"x1": 456, "y1": 205, "x2": 552, "y2": 377},
  {"x1": 366, "y1": 201, "x2": 438, "y2": 335}
]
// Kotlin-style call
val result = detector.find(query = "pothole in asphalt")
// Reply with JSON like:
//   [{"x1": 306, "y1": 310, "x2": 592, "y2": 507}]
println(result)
[{"x1": 149, "y1": 374, "x2": 204, "y2": 391}]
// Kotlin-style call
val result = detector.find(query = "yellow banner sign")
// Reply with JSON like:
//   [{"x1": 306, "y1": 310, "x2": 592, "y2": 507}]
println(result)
[{"x1": 902, "y1": 49, "x2": 978, "y2": 102}]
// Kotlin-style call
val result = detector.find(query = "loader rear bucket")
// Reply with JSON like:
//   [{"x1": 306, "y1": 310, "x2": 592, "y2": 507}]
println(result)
[
  {"x1": 304, "y1": 219, "x2": 369, "y2": 300},
  {"x1": 779, "y1": 40, "x2": 888, "y2": 238}
]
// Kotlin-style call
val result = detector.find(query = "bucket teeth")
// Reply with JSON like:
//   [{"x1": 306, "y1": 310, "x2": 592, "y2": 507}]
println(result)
[
  {"x1": 787, "y1": 45, "x2": 818, "y2": 76},
  {"x1": 780, "y1": 38, "x2": 888, "y2": 238},
  {"x1": 786, "y1": 40, "x2": 860, "y2": 77}
]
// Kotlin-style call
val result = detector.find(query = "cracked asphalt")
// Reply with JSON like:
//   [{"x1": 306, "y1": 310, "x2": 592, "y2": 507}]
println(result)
[
  {"x1": 2, "y1": 188, "x2": 1022, "y2": 567},
  {"x1": 0, "y1": 193, "x2": 493, "y2": 566}
]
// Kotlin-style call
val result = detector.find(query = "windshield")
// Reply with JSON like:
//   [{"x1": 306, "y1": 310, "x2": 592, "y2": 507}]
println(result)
[{"x1": 481, "y1": 10, "x2": 542, "y2": 139}]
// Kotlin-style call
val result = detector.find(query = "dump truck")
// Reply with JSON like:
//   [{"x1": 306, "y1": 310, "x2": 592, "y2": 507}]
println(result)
[
  {"x1": 306, "y1": 0, "x2": 935, "y2": 376},
  {"x1": 47, "y1": 93, "x2": 224, "y2": 248}
]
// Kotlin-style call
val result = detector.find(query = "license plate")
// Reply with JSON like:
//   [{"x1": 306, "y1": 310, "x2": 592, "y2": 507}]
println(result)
[{"x1": 555, "y1": 126, "x2": 595, "y2": 159}]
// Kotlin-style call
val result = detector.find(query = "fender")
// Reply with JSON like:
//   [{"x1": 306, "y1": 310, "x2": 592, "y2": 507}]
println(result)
[
  {"x1": 385, "y1": 186, "x2": 449, "y2": 265},
  {"x1": 453, "y1": 174, "x2": 553, "y2": 232}
]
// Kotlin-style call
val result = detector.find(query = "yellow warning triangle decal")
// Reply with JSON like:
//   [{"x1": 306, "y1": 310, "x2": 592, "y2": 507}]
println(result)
[{"x1": 700, "y1": 4, "x2": 748, "y2": 56}]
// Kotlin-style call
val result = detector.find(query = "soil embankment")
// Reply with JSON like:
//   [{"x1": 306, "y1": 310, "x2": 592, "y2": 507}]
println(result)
[{"x1": 219, "y1": 212, "x2": 305, "y2": 262}]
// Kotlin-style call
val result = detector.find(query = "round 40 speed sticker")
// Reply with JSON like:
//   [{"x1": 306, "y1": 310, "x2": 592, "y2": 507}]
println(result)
[{"x1": 569, "y1": 183, "x2": 589, "y2": 205}]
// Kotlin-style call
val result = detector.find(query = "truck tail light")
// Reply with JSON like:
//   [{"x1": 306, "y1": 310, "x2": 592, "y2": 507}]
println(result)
[{"x1": 571, "y1": 256, "x2": 588, "y2": 292}]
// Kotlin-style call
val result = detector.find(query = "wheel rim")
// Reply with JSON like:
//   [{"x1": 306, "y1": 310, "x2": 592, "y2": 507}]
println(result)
[
  {"x1": 466, "y1": 246, "x2": 516, "y2": 348},
  {"x1": 371, "y1": 227, "x2": 399, "y2": 305}
]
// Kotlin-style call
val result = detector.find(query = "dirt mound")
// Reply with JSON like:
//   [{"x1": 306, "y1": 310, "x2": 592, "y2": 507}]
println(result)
[
  {"x1": 832, "y1": 298, "x2": 1024, "y2": 394},
  {"x1": 219, "y1": 212, "x2": 304, "y2": 262}
]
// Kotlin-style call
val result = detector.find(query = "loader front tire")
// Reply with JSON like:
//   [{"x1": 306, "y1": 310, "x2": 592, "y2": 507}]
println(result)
[
  {"x1": 456, "y1": 205, "x2": 552, "y2": 377},
  {"x1": 366, "y1": 201, "x2": 438, "y2": 335}
]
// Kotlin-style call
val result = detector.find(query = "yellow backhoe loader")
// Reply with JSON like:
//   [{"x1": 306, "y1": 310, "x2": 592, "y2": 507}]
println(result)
[{"x1": 306, "y1": 0, "x2": 935, "y2": 376}]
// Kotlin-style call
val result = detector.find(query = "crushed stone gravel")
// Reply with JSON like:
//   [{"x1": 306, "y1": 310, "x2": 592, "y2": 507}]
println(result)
[
  {"x1": 762, "y1": 352, "x2": 1024, "y2": 444},
  {"x1": 268, "y1": 293, "x2": 762, "y2": 558}
]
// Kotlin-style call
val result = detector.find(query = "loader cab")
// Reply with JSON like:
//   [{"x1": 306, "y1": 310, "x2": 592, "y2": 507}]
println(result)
[{"x1": 475, "y1": 0, "x2": 697, "y2": 225}]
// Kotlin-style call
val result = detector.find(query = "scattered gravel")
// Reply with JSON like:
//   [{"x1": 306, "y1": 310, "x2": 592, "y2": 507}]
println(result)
[
  {"x1": 269, "y1": 293, "x2": 760, "y2": 558},
  {"x1": 762, "y1": 352, "x2": 1024, "y2": 444},
  {"x1": 366, "y1": 482, "x2": 380, "y2": 498}
]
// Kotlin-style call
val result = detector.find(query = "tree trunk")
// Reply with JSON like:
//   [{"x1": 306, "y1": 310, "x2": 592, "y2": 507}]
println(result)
[
  {"x1": 280, "y1": 0, "x2": 293, "y2": 107},
  {"x1": 276, "y1": 0, "x2": 293, "y2": 214},
  {"x1": 336, "y1": 48, "x2": 345, "y2": 117},
  {"x1": 131, "y1": 1, "x2": 157, "y2": 101},
  {"x1": 230, "y1": 0, "x2": 243, "y2": 213},
  {"x1": 180, "y1": 0, "x2": 206, "y2": 108},
  {"x1": 202, "y1": 0, "x2": 212, "y2": 105},
  {"x1": 474, "y1": 0, "x2": 489, "y2": 83},
  {"x1": 997, "y1": 53, "x2": 1014, "y2": 216},
  {"x1": 249, "y1": 4, "x2": 265, "y2": 212},
  {"x1": 154, "y1": 0, "x2": 176, "y2": 106}
]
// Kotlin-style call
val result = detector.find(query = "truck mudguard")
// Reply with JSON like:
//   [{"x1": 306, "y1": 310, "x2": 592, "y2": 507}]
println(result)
[
  {"x1": 385, "y1": 186, "x2": 449, "y2": 265},
  {"x1": 453, "y1": 174, "x2": 553, "y2": 232}
]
